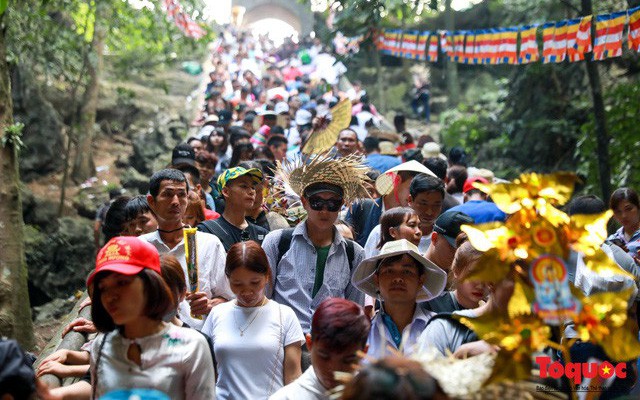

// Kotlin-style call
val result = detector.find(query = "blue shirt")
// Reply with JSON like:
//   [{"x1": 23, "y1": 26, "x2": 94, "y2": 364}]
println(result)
[
  {"x1": 262, "y1": 222, "x2": 365, "y2": 333},
  {"x1": 345, "y1": 198, "x2": 383, "y2": 247},
  {"x1": 448, "y1": 200, "x2": 507, "y2": 224},
  {"x1": 607, "y1": 226, "x2": 640, "y2": 259},
  {"x1": 365, "y1": 153, "x2": 401, "y2": 174}
]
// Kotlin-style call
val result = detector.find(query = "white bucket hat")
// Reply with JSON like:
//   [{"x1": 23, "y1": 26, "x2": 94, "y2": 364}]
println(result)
[{"x1": 351, "y1": 239, "x2": 447, "y2": 303}]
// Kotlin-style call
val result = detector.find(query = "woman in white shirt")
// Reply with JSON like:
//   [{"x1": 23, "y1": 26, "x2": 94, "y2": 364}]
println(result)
[
  {"x1": 202, "y1": 240, "x2": 304, "y2": 399},
  {"x1": 87, "y1": 236, "x2": 215, "y2": 400}
]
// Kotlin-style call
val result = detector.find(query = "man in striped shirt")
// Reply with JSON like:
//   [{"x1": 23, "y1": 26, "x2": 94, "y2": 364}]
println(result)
[{"x1": 262, "y1": 182, "x2": 365, "y2": 335}]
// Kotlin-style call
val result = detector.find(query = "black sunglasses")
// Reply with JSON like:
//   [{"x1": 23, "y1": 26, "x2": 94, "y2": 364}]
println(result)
[{"x1": 308, "y1": 197, "x2": 343, "y2": 212}]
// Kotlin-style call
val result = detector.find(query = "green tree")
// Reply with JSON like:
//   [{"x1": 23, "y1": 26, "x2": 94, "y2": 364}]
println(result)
[{"x1": 0, "y1": 1, "x2": 35, "y2": 349}]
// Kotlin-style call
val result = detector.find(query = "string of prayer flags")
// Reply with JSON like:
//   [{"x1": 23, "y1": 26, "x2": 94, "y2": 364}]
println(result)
[
  {"x1": 593, "y1": 11, "x2": 627, "y2": 60},
  {"x1": 163, "y1": 0, "x2": 206, "y2": 39},
  {"x1": 628, "y1": 6, "x2": 640, "y2": 52},
  {"x1": 518, "y1": 25, "x2": 539, "y2": 64},
  {"x1": 427, "y1": 34, "x2": 439, "y2": 62},
  {"x1": 369, "y1": 6, "x2": 638, "y2": 65}
]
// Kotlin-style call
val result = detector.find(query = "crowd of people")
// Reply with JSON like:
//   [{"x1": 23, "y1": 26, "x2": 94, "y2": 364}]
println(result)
[{"x1": 3, "y1": 26, "x2": 640, "y2": 400}]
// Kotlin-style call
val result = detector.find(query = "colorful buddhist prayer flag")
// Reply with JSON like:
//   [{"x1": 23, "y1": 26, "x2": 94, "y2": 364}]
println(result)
[
  {"x1": 163, "y1": 0, "x2": 206, "y2": 39},
  {"x1": 401, "y1": 30, "x2": 421, "y2": 59},
  {"x1": 497, "y1": 27, "x2": 518, "y2": 64},
  {"x1": 486, "y1": 28, "x2": 502, "y2": 64},
  {"x1": 427, "y1": 34, "x2": 439, "y2": 62},
  {"x1": 566, "y1": 18, "x2": 586, "y2": 62},
  {"x1": 382, "y1": 30, "x2": 396, "y2": 55},
  {"x1": 473, "y1": 30, "x2": 488, "y2": 64},
  {"x1": 374, "y1": 30, "x2": 385, "y2": 51},
  {"x1": 440, "y1": 30, "x2": 453, "y2": 57},
  {"x1": 390, "y1": 29, "x2": 404, "y2": 57},
  {"x1": 463, "y1": 32, "x2": 477, "y2": 64},
  {"x1": 518, "y1": 25, "x2": 539, "y2": 64},
  {"x1": 450, "y1": 31, "x2": 466, "y2": 62},
  {"x1": 575, "y1": 15, "x2": 593, "y2": 54},
  {"x1": 542, "y1": 21, "x2": 567, "y2": 63},
  {"x1": 628, "y1": 6, "x2": 640, "y2": 52},
  {"x1": 417, "y1": 31, "x2": 430, "y2": 61},
  {"x1": 593, "y1": 11, "x2": 627, "y2": 60}
]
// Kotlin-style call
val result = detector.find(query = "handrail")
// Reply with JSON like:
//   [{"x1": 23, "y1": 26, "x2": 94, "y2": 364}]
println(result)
[{"x1": 35, "y1": 293, "x2": 93, "y2": 388}]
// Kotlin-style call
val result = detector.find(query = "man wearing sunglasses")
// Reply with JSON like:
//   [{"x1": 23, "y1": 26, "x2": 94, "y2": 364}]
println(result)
[
  {"x1": 262, "y1": 181, "x2": 365, "y2": 370},
  {"x1": 197, "y1": 167, "x2": 269, "y2": 251}
]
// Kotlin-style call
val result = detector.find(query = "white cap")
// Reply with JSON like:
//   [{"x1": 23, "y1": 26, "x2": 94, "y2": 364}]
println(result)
[
  {"x1": 295, "y1": 109, "x2": 312, "y2": 126},
  {"x1": 275, "y1": 102, "x2": 290, "y2": 115}
]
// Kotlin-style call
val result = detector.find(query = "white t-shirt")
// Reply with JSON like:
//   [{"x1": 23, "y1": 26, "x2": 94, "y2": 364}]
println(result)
[
  {"x1": 139, "y1": 231, "x2": 234, "y2": 329},
  {"x1": 90, "y1": 324, "x2": 215, "y2": 400},
  {"x1": 202, "y1": 299, "x2": 305, "y2": 400},
  {"x1": 269, "y1": 367, "x2": 329, "y2": 400}
]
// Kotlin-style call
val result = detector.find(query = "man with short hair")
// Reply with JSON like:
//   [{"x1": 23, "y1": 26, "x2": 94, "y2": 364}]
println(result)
[
  {"x1": 448, "y1": 177, "x2": 507, "y2": 223},
  {"x1": 140, "y1": 169, "x2": 232, "y2": 329},
  {"x1": 334, "y1": 129, "x2": 359, "y2": 158},
  {"x1": 425, "y1": 210, "x2": 474, "y2": 273},
  {"x1": 423, "y1": 157, "x2": 460, "y2": 211},
  {"x1": 267, "y1": 134, "x2": 289, "y2": 163},
  {"x1": 197, "y1": 167, "x2": 269, "y2": 251}
]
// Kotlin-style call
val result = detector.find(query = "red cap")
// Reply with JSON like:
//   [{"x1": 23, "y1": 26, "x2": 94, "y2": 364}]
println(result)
[
  {"x1": 87, "y1": 237, "x2": 161, "y2": 287},
  {"x1": 463, "y1": 176, "x2": 489, "y2": 194}
]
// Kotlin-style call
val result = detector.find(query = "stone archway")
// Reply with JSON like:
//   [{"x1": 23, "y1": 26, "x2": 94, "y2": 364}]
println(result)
[{"x1": 232, "y1": 0, "x2": 315, "y2": 37}]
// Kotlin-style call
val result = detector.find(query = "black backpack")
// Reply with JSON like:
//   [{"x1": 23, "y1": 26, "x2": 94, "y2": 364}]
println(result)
[{"x1": 276, "y1": 228, "x2": 356, "y2": 271}]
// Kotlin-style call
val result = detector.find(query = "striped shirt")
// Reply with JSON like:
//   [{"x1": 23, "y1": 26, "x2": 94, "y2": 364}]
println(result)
[{"x1": 262, "y1": 222, "x2": 365, "y2": 333}]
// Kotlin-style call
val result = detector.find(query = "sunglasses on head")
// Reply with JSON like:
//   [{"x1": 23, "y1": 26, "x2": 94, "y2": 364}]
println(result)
[
  {"x1": 308, "y1": 196, "x2": 343, "y2": 212},
  {"x1": 240, "y1": 229, "x2": 250, "y2": 241}
]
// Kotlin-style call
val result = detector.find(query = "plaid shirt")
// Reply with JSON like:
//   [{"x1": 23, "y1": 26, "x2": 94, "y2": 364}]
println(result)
[{"x1": 262, "y1": 222, "x2": 365, "y2": 333}]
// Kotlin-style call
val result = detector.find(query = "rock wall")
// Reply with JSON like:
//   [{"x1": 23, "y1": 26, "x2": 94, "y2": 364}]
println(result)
[{"x1": 10, "y1": 65, "x2": 65, "y2": 181}]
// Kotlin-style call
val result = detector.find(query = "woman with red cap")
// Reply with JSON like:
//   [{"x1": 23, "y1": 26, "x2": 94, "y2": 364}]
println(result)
[{"x1": 86, "y1": 236, "x2": 215, "y2": 399}]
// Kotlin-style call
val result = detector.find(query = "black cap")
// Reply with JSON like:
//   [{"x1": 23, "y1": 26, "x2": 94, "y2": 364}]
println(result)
[
  {"x1": 433, "y1": 211, "x2": 475, "y2": 248},
  {"x1": 0, "y1": 340, "x2": 36, "y2": 399},
  {"x1": 303, "y1": 182, "x2": 344, "y2": 199},
  {"x1": 171, "y1": 143, "x2": 196, "y2": 167},
  {"x1": 217, "y1": 110, "x2": 233, "y2": 125}
]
